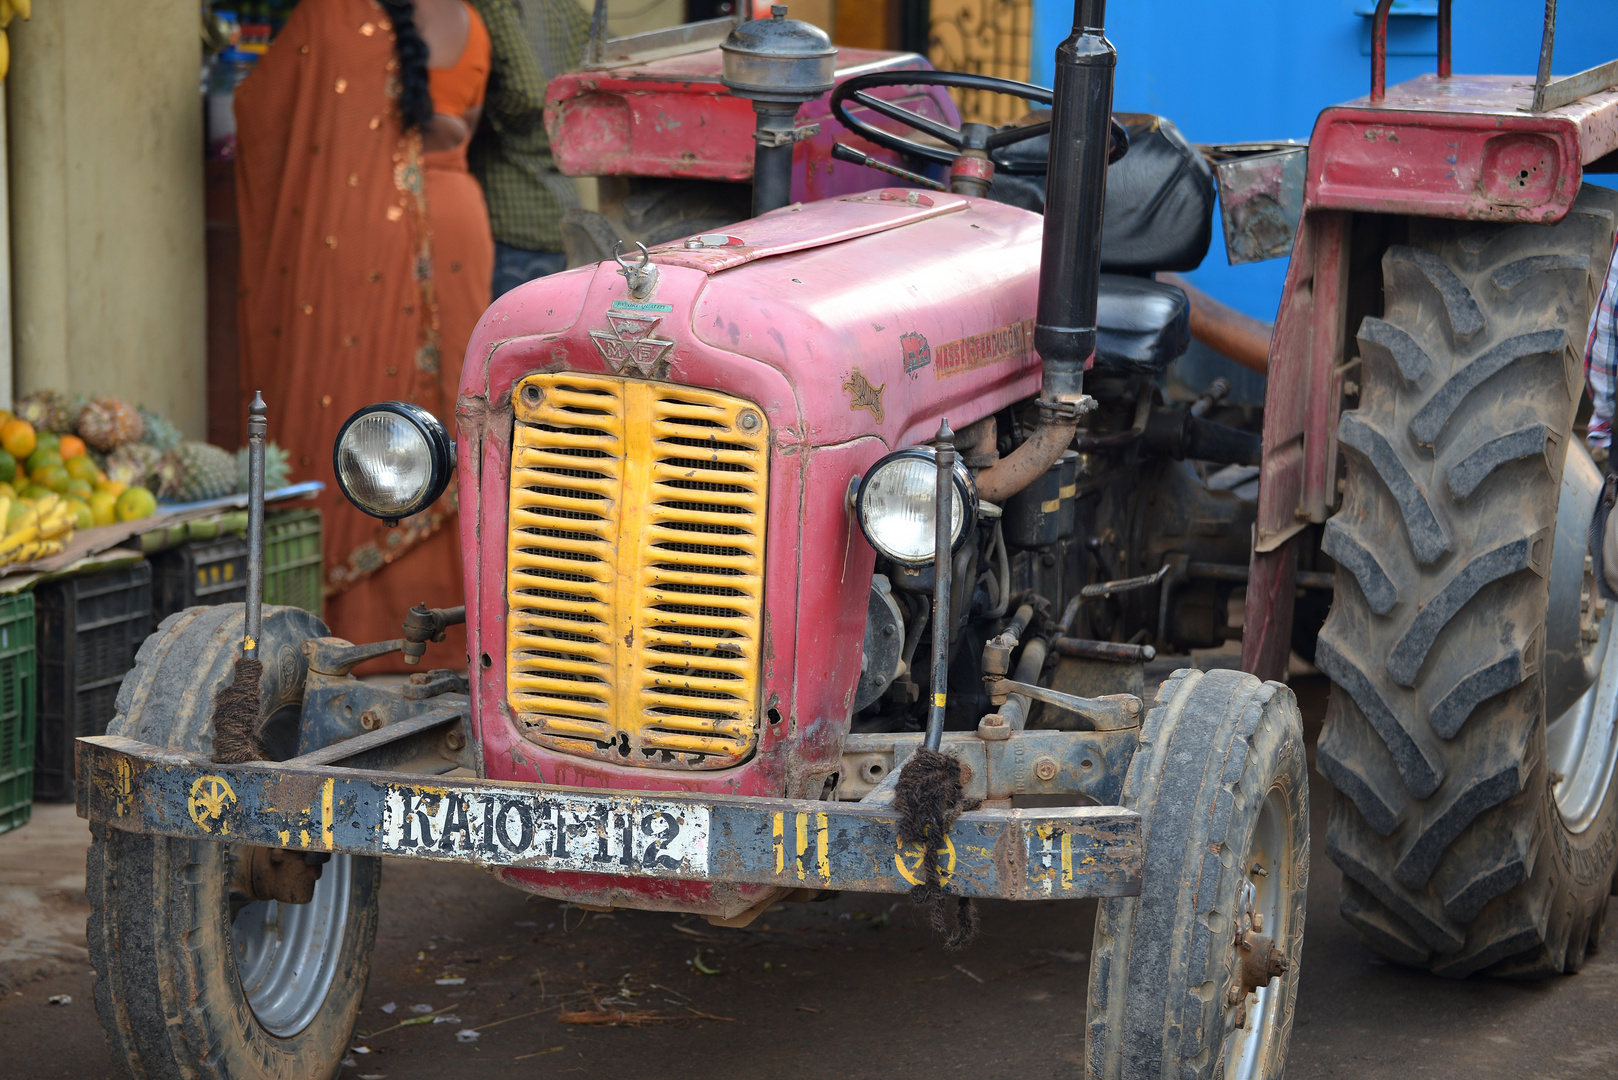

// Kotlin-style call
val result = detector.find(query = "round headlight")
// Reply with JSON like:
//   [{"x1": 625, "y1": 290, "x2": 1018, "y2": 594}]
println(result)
[
  {"x1": 332, "y1": 402, "x2": 455, "y2": 523},
  {"x1": 854, "y1": 447, "x2": 978, "y2": 566}
]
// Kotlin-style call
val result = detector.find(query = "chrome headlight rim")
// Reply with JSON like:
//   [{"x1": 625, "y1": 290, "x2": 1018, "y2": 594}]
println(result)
[
  {"x1": 854, "y1": 445, "x2": 979, "y2": 567},
  {"x1": 331, "y1": 401, "x2": 455, "y2": 524}
]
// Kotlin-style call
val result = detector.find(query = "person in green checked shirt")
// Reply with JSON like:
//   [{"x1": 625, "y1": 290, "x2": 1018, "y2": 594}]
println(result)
[{"x1": 468, "y1": 0, "x2": 592, "y2": 297}]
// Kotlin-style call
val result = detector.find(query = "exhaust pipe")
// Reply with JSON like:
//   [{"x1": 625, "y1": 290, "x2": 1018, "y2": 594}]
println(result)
[{"x1": 975, "y1": 0, "x2": 1116, "y2": 504}]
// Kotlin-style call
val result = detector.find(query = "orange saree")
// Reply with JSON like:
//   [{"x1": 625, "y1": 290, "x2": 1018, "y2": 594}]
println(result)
[{"x1": 236, "y1": 0, "x2": 493, "y2": 670}]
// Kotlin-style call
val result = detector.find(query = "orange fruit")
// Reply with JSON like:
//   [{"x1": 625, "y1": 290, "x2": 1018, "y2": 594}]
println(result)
[
  {"x1": 64, "y1": 456, "x2": 98, "y2": 482},
  {"x1": 31, "y1": 464, "x2": 69, "y2": 494},
  {"x1": 95, "y1": 479, "x2": 127, "y2": 498},
  {"x1": 1, "y1": 419, "x2": 36, "y2": 460},
  {"x1": 58, "y1": 434, "x2": 86, "y2": 459}
]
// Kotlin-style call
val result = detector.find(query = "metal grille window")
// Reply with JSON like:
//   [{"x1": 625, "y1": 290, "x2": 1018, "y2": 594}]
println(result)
[{"x1": 505, "y1": 372, "x2": 769, "y2": 770}]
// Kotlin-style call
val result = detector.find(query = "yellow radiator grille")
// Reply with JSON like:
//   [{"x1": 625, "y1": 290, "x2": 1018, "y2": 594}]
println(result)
[{"x1": 506, "y1": 372, "x2": 769, "y2": 770}]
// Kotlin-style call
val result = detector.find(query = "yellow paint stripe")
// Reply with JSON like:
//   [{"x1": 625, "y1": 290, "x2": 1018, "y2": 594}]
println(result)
[
  {"x1": 1059, "y1": 484, "x2": 1076, "y2": 498},
  {"x1": 1040, "y1": 498, "x2": 1061, "y2": 513},
  {"x1": 773, "y1": 813, "x2": 784, "y2": 875},
  {"x1": 322, "y1": 777, "x2": 335, "y2": 850},
  {"x1": 1061, "y1": 830, "x2": 1073, "y2": 888},
  {"x1": 932, "y1": 693, "x2": 947, "y2": 707},
  {"x1": 816, "y1": 813, "x2": 830, "y2": 880},
  {"x1": 796, "y1": 813, "x2": 809, "y2": 881}
]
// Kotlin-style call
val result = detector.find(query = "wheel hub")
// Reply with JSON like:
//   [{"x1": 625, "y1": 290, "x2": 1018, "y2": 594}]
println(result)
[{"x1": 231, "y1": 852, "x2": 353, "y2": 1038}]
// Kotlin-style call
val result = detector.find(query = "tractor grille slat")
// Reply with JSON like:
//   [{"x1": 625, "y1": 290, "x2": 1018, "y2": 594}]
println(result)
[{"x1": 506, "y1": 373, "x2": 768, "y2": 770}]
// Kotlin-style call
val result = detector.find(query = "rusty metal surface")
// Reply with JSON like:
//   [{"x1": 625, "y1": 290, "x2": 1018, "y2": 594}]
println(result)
[
  {"x1": 834, "y1": 727, "x2": 1138, "y2": 805},
  {"x1": 1215, "y1": 147, "x2": 1307, "y2": 265},
  {"x1": 74, "y1": 735, "x2": 1141, "y2": 901},
  {"x1": 544, "y1": 48, "x2": 961, "y2": 203},
  {"x1": 1306, "y1": 75, "x2": 1618, "y2": 224}
]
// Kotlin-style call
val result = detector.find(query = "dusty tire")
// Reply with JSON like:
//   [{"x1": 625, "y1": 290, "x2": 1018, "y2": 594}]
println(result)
[
  {"x1": 1318, "y1": 185, "x2": 1618, "y2": 977},
  {"x1": 87, "y1": 605, "x2": 381, "y2": 1080},
  {"x1": 1087, "y1": 668, "x2": 1309, "y2": 1080}
]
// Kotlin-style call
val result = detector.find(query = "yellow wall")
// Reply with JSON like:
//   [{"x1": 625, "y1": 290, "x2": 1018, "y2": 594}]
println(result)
[{"x1": 7, "y1": 0, "x2": 207, "y2": 438}]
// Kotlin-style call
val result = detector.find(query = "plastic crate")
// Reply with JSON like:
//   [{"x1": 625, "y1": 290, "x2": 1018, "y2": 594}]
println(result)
[
  {"x1": 265, "y1": 508, "x2": 323, "y2": 618},
  {"x1": 0, "y1": 594, "x2": 36, "y2": 835},
  {"x1": 150, "y1": 535, "x2": 250, "y2": 625},
  {"x1": 33, "y1": 564, "x2": 152, "y2": 802}
]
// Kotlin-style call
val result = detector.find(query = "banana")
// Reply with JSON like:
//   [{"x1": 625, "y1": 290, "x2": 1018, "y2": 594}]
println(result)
[
  {"x1": 0, "y1": 4, "x2": 12, "y2": 31},
  {"x1": 31, "y1": 492, "x2": 58, "y2": 516},
  {"x1": 0, "y1": 498, "x2": 12, "y2": 535},
  {"x1": 37, "y1": 505, "x2": 72, "y2": 540},
  {"x1": 0, "y1": 523, "x2": 39, "y2": 557},
  {"x1": 0, "y1": 30, "x2": 10, "y2": 83},
  {"x1": 11, "y1": 0, "x2": 30, "y2": 20}
]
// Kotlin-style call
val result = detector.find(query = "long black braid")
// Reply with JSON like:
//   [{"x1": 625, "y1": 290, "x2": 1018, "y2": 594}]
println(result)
[{"x1": 379, "y1": 0, "x2": 432, "y2": 132}]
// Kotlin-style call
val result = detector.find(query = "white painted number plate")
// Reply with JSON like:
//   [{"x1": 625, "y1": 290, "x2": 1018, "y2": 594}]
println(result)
[{"x1": 381, "y1": 785, "x2": 711, "y2": 875}]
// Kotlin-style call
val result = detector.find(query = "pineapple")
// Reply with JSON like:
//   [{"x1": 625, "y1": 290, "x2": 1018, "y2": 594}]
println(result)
[
  {"x1": 137, "y1": 406, "x2": 182, "y2": 452},
  {"x1": 17, "y1": 390, "x2": 78, "y2": 434},
  {"x1": 159, "y1": 442, "x2": 237, "y2": 502},
  {"x1": 236, "y1": 441, "x2": 292, "y2": 494},
  {"x1": 77, "y1": 398, "x2": 144, "y2": 451},
  {"x1": 106, "y1": 442, "x2": 163, "y2": 490}
]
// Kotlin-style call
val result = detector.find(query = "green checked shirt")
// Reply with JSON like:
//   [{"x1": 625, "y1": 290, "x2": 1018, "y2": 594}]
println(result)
[{"x1": 468, "y1": 0, "x2": 592, "y2": 253}]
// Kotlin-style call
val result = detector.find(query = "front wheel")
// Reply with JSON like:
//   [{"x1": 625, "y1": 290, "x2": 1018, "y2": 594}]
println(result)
[
  {"x1": 1087, "y1": 668, "x2": 1309, "y2": 1080},
  {"x1": 88, "y1": 605, "x2": 380, "y2": 1080}
]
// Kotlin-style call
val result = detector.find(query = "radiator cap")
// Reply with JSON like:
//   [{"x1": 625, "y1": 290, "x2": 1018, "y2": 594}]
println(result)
[{"x1": 720, "y1": 5, "x2": 836, "y2": 104}]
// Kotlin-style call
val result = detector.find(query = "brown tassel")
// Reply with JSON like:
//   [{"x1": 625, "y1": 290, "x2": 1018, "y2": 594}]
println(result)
[
  {"x1": 210, "y1": 655, "x2": 266, "y2": 764},
  {"x1": 894, "y1": 747, "x2": 983, "y2": 950}
]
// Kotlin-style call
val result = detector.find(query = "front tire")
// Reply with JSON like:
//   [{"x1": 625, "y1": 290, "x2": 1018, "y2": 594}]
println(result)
[
  {"x1": 87, "y1": 605, "x2": 380, "y2": 1080},
  {"x1": 1087, "y1": 668, "x2": 1309, "y2": 1080},
  {"x1": 1318, "y1": 186, "x2": 1618, "y2": 977}
]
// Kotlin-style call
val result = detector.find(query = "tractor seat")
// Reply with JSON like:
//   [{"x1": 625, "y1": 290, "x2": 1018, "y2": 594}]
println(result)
[{"x1": 1094, "y1": 274, "x2": 1191, "y2": 375}]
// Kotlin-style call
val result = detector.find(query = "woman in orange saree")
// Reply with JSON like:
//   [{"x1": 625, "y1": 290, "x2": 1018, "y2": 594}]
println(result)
[{"x1": 236, "y1": 0, "x2": 492, "y2": 670}]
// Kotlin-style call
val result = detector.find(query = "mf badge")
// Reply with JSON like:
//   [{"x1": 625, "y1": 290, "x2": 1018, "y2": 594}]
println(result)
[
  {"x1": 188, "y1": 775, "x2": 237, "y2": 834},
  {"x1": 589, "y1": 312, "x2": 675, "y2": 379},
  {"x1": 901, "y1": 331, "x2": 931, "y2": 372},
  {"x1": 842, "y1": 367, "x2": 886, "y2": 424}
]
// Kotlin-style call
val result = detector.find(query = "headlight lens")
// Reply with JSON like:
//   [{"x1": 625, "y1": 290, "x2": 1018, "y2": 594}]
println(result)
[
  {"x1": 855, "y1": 447, "x2": 978, "y2": 565},
  {"x1": 333, "y1": 402, "x2": 455, "y2": 522}
]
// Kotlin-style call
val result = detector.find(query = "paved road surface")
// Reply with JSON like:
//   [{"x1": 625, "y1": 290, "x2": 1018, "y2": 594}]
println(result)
[{"x1": 4, "y1": 675, "x2": 1618, "y2": 1079}]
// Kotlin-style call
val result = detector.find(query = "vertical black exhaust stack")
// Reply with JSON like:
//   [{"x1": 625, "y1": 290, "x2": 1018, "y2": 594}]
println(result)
[
  {"x1": 974, "y1": 0, "x2": 1113, "y2": 505},
  {"x1": 1035, "y1": 0, "x2": 1116, "y2": 407},
  {"x1": 720, "y1": 6, "x2": 837, "y2": 218}
]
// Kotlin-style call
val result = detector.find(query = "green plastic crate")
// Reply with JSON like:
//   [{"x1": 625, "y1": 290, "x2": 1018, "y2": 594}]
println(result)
[
  {"x1": 265, "y1": 508, "x2": 323, "y2": 618},
  {"x1": 0, "y1": 593, "x2": 37, "y2": 835}
]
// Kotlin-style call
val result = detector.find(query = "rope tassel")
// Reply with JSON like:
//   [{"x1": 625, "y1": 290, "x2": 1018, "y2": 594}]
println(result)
[{"x1": 895, "y1": 747, "x2": 982, "y2": 950}]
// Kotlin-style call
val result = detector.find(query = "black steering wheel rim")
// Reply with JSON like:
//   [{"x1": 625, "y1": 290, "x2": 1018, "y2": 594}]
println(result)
[{"x1": 829, "y1": 70, "x2": 1127, "y2": 177}]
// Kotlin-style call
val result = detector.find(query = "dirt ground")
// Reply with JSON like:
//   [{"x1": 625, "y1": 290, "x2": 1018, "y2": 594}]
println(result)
[{"x1": 4, "y1": 675, "x2": 1618, "y2": 1079}]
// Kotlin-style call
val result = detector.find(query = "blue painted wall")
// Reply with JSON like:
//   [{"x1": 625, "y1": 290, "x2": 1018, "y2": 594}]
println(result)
[{"x1": 1030, "y1": 1, "x2": 1618, "y2": 322}]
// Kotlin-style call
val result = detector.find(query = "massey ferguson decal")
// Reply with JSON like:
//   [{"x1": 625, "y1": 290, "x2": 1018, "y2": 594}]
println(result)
[
  {"x1": 901, "y1": 331, "x2": 932, "y2": 372},
  {"x1": 589, "y1": 306, "x2": 677, "y2": 379},
  {"x1": 935, "y1": 318, "x2": 1035, "y2": 378},
  {"x1": 381, "y1": 784, "x2": 711, "y2": 874}
]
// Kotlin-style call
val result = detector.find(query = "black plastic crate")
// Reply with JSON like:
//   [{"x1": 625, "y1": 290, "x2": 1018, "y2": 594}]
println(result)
[
  {"x1": 0, "y1": 593, "x2": 36, "y2": 834},
  {"x1": 34, "y1": 564, "x2": 152, "y2": 802},
  {"x1": 150, "y1": 535, "x2": 249, "y2": 625}
]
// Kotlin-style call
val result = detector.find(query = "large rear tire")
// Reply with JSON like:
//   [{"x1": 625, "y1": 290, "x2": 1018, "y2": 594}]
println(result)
[
  {"x1": 1087, "y1": 668, "x2": 1308, "y2": 1079},
  {"x1": 1318, "y1": 185, "x2": 1618, "y2": 977},
  {"x1": 87, "y1": 605, "x2": 380, "y2": 1079}
]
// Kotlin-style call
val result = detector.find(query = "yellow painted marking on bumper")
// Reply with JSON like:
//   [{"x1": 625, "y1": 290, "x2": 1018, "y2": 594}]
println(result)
[{"x1": 322, "y1": 777, "x2": 335, "y2": 850}]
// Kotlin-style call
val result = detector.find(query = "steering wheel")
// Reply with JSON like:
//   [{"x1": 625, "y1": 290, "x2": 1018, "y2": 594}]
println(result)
[{"x1": 829, "y1": 70, "x2": 1129, "y2": 177}]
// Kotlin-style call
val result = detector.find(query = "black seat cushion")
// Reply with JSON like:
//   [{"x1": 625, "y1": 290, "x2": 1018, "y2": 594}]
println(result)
[
  {"x1": 986, "y1": 112, "x2": 1215, "y2": 274},
  {"x1": 1094, "y1": 274, "x2": 1190, "y2": 375}
]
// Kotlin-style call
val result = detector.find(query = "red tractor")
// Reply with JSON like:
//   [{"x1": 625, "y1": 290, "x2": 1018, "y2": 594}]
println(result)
[{"x1": 73, "y1": 2, "x2": 1618, "y2": 1079}]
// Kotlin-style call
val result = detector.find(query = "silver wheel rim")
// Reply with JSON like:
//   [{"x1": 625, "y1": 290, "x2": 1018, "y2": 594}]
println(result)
[
  {"x1": 1548, "y1": 605, "x2": 1618, "y2": 832},
  {"x1": 231, "y1": 853, "x2": 352, "y2": 1037},
  {"x1": 1544, "y1": 441, "x2": 1618, "y2": 833},
  {"x1": 1223, "y1": 783, "x2": 1292, "y2": 1080}
]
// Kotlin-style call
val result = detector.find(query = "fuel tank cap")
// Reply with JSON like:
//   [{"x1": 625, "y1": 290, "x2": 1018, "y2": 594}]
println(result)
[{"x1": 720, "y1": 5, "x2": 836, "y2": 103}]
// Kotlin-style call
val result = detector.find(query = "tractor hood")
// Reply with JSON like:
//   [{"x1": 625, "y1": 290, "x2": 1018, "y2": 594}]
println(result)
[{"x1": 468, "y1": 189, "x2": 1046, "y2": 452}]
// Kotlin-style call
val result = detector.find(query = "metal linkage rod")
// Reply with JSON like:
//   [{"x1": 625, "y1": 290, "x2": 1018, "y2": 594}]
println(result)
[
  {"x1": 927, "y1": 418, "x2": 956, "y2": 752},
  {"x1": 245, "y1": 391, "x2": 267, "y2": 661}
]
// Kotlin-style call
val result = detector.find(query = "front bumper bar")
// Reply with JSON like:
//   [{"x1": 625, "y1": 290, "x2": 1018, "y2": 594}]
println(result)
[{"x1": 76, "y1": 735, "x2": 1141, "y2": 901}]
